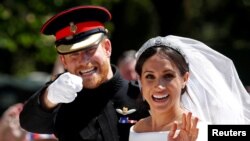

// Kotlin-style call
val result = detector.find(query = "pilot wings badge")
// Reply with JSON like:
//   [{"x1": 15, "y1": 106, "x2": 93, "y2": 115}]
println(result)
[{"x1": 116, "y1": 107, "x2": 137, "y2": 124}]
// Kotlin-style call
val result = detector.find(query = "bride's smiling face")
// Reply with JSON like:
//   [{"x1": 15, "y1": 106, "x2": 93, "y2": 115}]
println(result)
[{"x1": 140, "y1": 51, "x2": 189, "y2": 113}]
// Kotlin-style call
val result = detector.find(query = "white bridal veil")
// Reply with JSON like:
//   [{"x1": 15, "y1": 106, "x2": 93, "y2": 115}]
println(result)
[{"x1": 136, "y1": 35, "x2": 250, "y2": 124}]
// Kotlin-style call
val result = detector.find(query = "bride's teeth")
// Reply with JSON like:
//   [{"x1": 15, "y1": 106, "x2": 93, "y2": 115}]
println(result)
[{"x1": 153, "y1": 94, "x2": 168, "y2": 99}]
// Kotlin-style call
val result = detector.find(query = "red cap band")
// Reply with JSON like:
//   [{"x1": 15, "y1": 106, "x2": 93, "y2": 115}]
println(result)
[{"x1": 55, "y1": 21, "x2": 104, "y2": 40}]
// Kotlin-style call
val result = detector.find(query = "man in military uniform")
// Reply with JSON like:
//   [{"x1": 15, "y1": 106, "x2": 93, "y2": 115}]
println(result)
[{"x1": 19, "y1": 5, "x2": 149, "y2": 141}]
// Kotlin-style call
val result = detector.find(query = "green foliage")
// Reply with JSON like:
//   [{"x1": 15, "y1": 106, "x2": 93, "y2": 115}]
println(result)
[
  {"x1": 0, "y1": 0, "x2": 250, "y2": 84},
  {"x1": 0, "y1": 0, "x2": 117, "y2": 76}
]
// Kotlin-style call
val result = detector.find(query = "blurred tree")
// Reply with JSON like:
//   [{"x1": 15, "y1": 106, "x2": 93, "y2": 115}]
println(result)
[
  {"x1": 110, "y1": 0, "x2": 159, "y2": 63},
  {"x1": 0, "y1": 0, "x2": 117, "y2": 76},
  {"x1": 0, "y1": 0, "x2": 250, "y2": 85}
]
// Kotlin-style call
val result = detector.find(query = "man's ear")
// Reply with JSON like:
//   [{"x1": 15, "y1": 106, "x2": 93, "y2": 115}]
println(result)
[
  {"x1": 103, "y1": 38, "x2": 112, "y2": 57},
  {"x1": 59, "y1": 55, "x2": 66, "y2": 66}
]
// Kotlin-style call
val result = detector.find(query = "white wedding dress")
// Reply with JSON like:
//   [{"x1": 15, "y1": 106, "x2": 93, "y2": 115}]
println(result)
[{"x1": 129, "y1": 121, "x2": 208, "y2": 141}]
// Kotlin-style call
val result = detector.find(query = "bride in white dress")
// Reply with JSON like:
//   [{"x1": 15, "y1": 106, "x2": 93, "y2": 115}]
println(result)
[
  {"x1": 129, "y1": 35, "x2": 250, "y2": 141},
  {"x1": 129, "y1": 119, "x2": 208, "y2": 141}
]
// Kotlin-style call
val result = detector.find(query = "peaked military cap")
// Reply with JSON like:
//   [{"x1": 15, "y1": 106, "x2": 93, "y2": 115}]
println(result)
[{"x1": 41, "y1": 5, "x2": 112, "y2": 54}]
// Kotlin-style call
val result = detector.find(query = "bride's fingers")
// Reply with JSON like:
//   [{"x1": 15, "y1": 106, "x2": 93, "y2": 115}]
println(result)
[
  {"x1": 186, "y1": 112, "x2": 192, "y2": 131},
  {"x1": 181, "y1": 113, "x2": 186, "y2": 130},
  {"x1": 191, "y1": 117, "x2": 199, "y2": 130},
  {"x1": 190, "y1": 117, "x2": 199, "y2": 140},
  {"x1": 168, "y1": 121, "x2": 178, "y2": 140},
  {"x1": 191, "y1": 128, "x2": 199, "y2": 141}
]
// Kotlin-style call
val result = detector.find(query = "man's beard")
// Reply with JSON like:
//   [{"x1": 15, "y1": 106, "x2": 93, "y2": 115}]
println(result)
[{"x1": 83, "y1": 61, "x2": 110, "y2": 89}]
